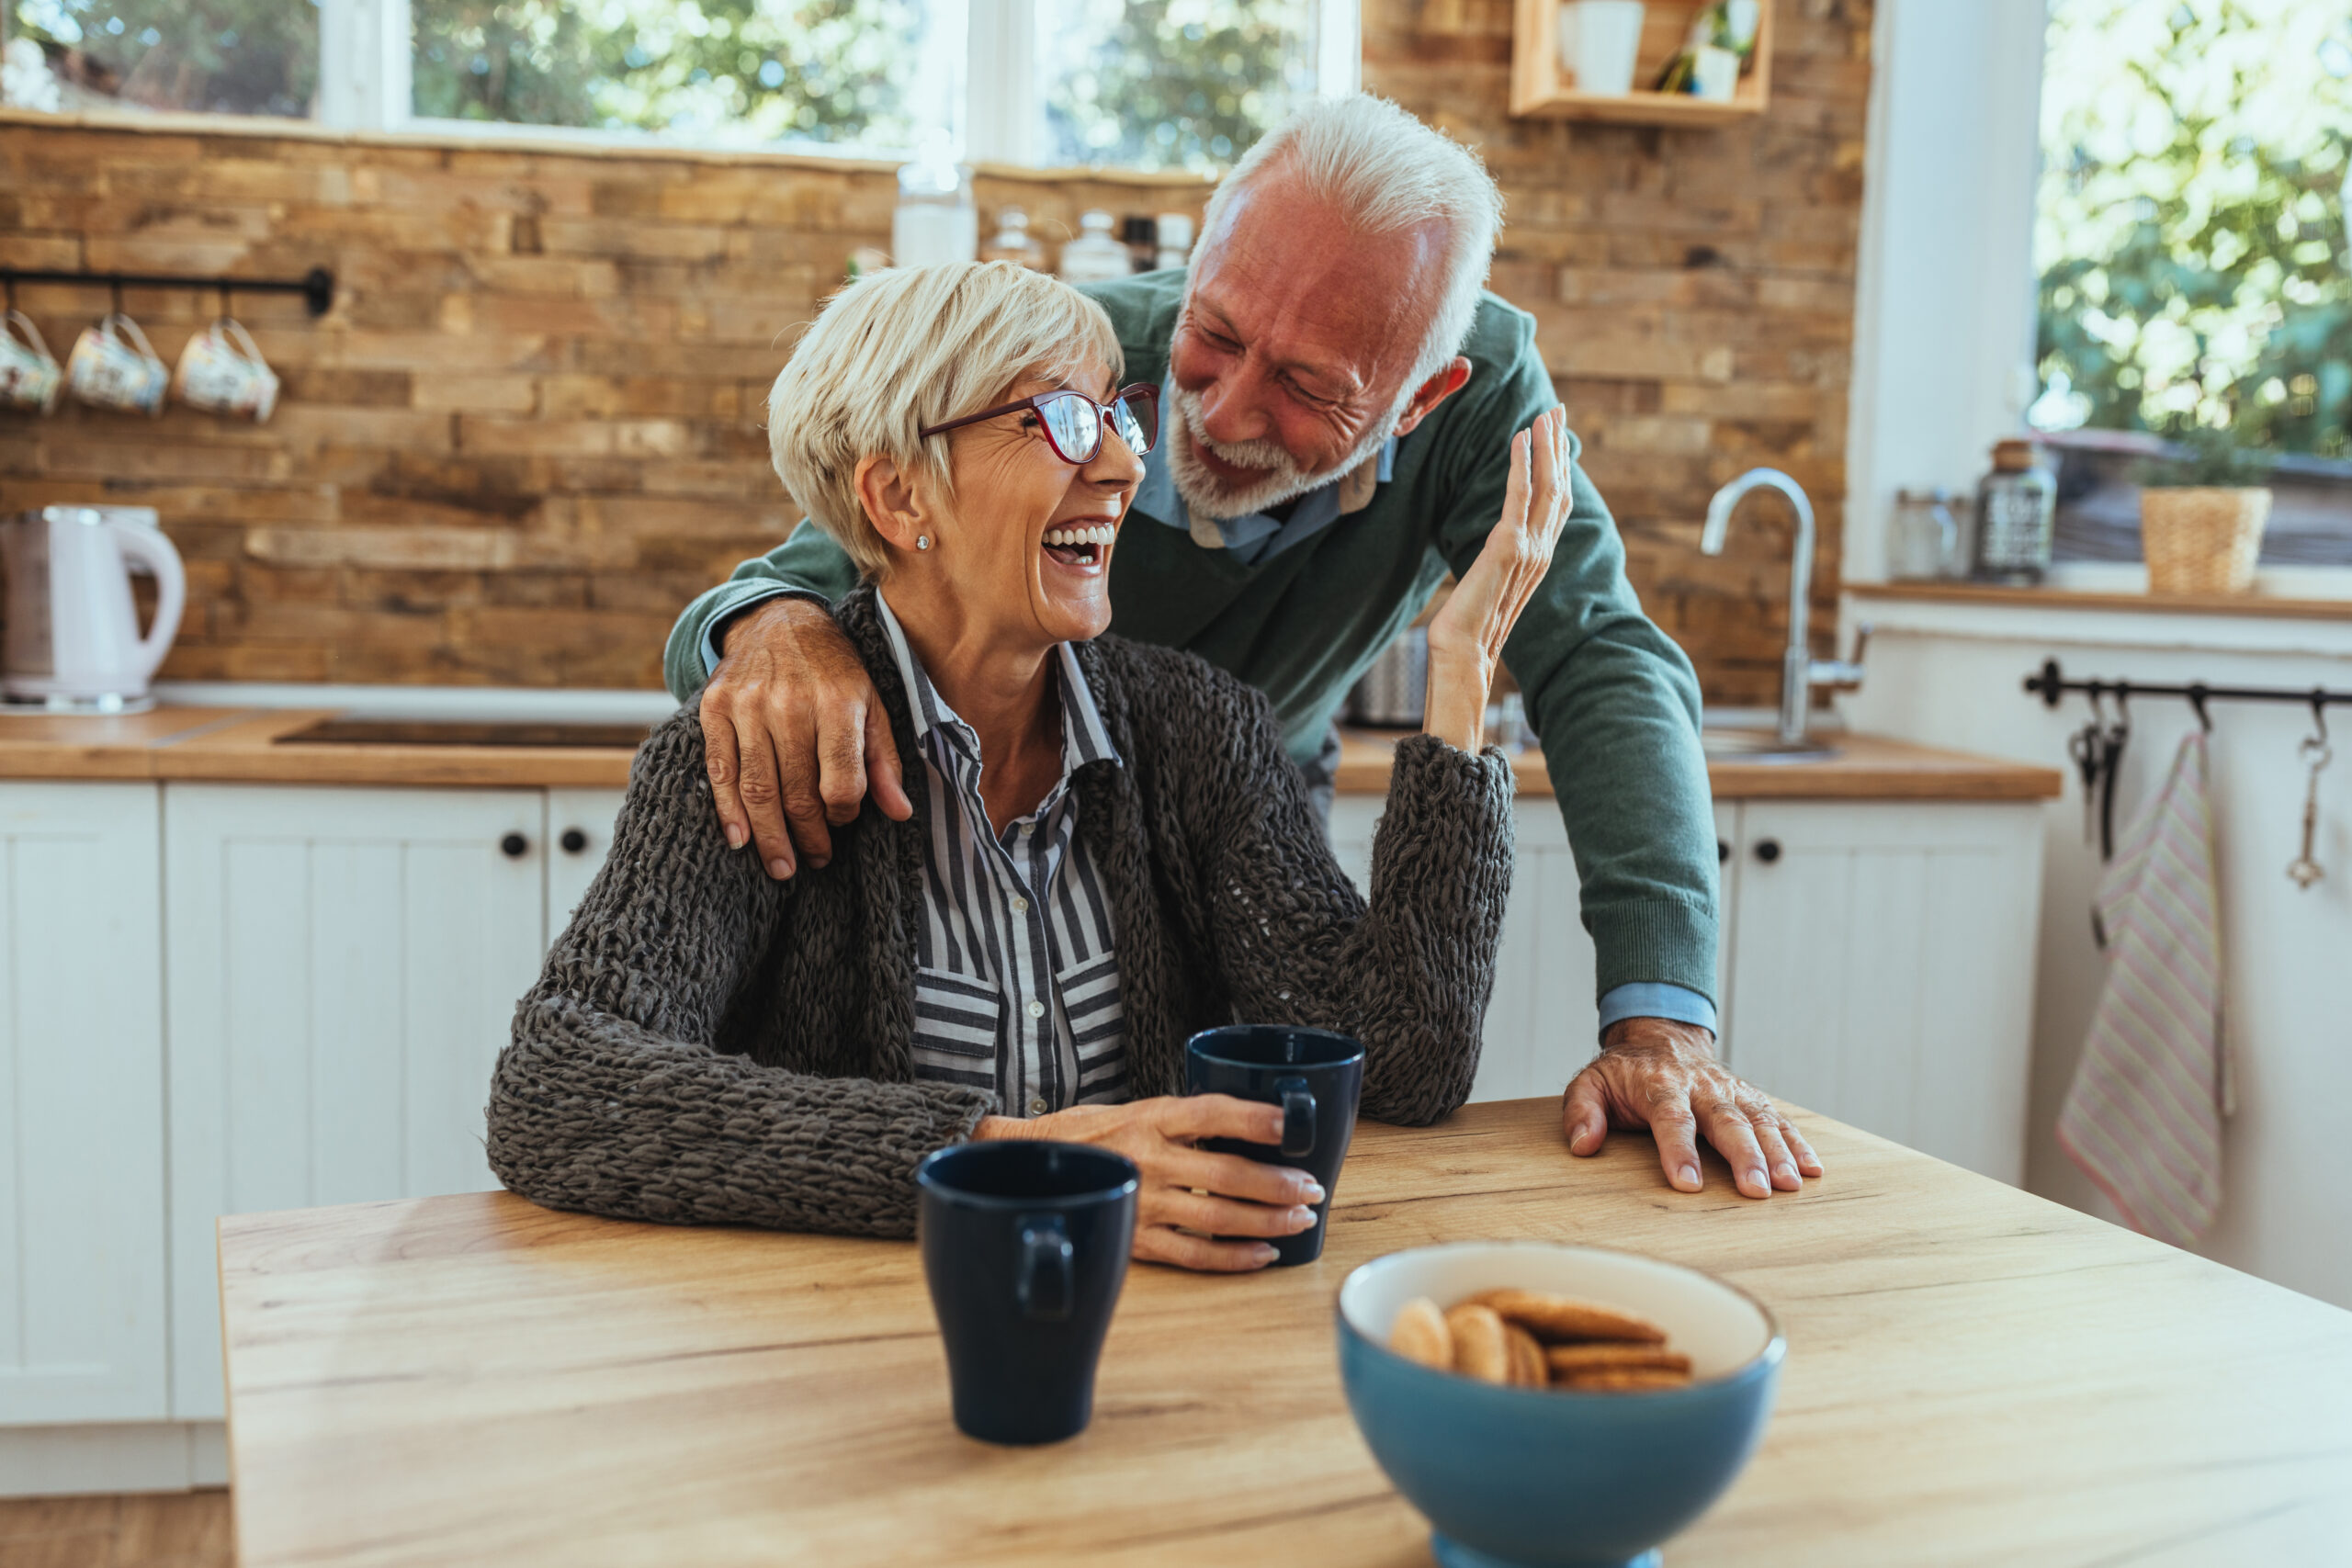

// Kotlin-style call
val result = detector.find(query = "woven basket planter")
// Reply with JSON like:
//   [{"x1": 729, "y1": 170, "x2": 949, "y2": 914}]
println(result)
[{"x1": 2140, "y1": 487, "x2": 2272, "y2": 595}]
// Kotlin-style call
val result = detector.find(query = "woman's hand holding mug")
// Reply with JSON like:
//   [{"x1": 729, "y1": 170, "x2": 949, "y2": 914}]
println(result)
[
  {"x1": 1423, "y1": 405, "x2": 1573, "y2": 753},
  {"x1": 974, "y1": 1095, "x2": 1323, "y2": 1272}
]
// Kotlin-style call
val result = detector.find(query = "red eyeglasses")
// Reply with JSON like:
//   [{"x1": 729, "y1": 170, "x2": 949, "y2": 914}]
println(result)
[{"x1": 918, "y1": 383, "x2": 1159, "y2": 466}]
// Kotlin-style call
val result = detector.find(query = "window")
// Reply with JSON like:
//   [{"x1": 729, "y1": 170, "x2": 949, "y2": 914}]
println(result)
[
  {"x1": 2030, "y1": 0, "x2": 2351, "y2": 460},
  {"x1": 3, "y1": 0, "x2": 318, "y2": 117},
  {"x1": 2027, "y1": 0, "x2": 2352, "y2": 566},
  {"x1": 1, "y1": 0, "x2": 1354, "y2": 169}
]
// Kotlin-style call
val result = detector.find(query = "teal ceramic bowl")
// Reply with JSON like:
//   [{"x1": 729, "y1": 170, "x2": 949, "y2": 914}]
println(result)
[{"x1": 1336, "y1": 1242, "x2": 1782, "y2": 1568}]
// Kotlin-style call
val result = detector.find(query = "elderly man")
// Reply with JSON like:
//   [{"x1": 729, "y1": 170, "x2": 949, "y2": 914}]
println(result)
[{"x1": 662, "y1": 94, "x2": 1824, "y2": 1201}]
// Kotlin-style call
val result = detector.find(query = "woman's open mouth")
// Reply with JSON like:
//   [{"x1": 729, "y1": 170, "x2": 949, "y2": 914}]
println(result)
[{"x1": 1042, "y1": 524, "x2": 1115, "y2": 570}]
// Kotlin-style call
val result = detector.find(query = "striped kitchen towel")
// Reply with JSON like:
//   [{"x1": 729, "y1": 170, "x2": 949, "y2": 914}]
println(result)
[{"x1": 2056, "y1": 729, "x2": 2233, "y2": 1247}]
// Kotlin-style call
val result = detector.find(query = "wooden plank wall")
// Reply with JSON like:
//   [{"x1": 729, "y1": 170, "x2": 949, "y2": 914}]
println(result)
[{"x1": 0, "y1": 1, "x2": 1869, "y2": 700}]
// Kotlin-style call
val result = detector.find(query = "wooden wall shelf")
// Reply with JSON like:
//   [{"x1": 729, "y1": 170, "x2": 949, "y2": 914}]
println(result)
[{"x1": 1510, "y1": 0, "x2": 1774, "y2": 125}]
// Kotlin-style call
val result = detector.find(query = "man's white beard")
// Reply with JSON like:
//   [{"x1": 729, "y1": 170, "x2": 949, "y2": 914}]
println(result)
[{"x1": 1165, "y1": 384, "x2": 1401, "y2": 521}]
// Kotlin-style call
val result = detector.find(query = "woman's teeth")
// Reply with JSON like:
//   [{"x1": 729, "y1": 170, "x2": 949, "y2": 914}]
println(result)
[{"x1": 1041, "y1": 525, "x2": 1116, "y2": 547}]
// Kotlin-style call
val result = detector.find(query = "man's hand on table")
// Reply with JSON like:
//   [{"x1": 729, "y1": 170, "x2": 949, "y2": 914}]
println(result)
[
  {"x1": 976, "y1": 1096, "x2": 1320, "y2": 1272},
  {"x1": 698, "y1": 596, "x2": 912, "y2": 877},
  {"x1": 1563, "y1": 1017, "x2": 1824, "y2": 1200}
]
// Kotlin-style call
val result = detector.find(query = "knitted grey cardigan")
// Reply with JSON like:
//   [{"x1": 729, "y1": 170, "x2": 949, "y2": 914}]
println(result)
[{"x1": 487, "y1": 585, "x2": 1515, "y2": 1239}]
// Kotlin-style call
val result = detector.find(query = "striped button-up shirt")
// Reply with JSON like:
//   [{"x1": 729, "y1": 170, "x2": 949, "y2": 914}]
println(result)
[{"x1": 876, "y1": 592, "x2": 1128, "y2": 1117}]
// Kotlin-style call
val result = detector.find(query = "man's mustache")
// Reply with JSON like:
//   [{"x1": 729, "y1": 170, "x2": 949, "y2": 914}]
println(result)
[{"x1": 1173, "y1": 391, "x2": 1301, "y2": 478}]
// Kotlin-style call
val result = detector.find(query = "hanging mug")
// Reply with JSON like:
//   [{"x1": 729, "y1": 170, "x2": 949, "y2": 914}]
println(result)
[
  {"x1": 67, "y1": 313, "x2": 169, "y2": 416},
  {"x1": 174, "y1": 317, "x2": 278, "y2": 423},
  {"x1": 0, "y1": 310, "x2": 63, "y2": 414}
]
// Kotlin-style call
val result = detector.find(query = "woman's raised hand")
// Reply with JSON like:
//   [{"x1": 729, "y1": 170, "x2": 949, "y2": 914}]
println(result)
[
  {"x1": 973, "y1": 1095, "x2": 1322, "y2": 1271},
  {"x1": 1423, "y1": 405, "x2": 1573, "y2": 752}
]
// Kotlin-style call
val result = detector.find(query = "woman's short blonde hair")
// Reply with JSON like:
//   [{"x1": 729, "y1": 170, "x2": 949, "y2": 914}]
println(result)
[{"x1": 766, "y1": 261, "x2": 1125, "y2": 578}]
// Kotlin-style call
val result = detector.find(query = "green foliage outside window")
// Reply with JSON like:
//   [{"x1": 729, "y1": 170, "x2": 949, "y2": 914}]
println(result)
[
  {"x1": 1039, "y1": 0, "x2": 1311, "y2": 171},
  {"x1": 2034, "y1": 0, "x2": 2352, "y2": 459},
  {"x1": 410, "y1": 0, "x2": 939, "y2": 150}
]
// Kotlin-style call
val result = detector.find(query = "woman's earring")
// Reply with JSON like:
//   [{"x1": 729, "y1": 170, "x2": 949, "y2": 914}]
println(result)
[{"x1": 915, "y1": 536, "x2": 932, "y2": 552}]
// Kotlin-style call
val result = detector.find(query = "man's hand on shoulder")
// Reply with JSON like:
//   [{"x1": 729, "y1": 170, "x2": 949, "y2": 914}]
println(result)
[
  {"x1": 1561, "y1": 1016, "x2": 1823, "y2": 1200},
  {"x1": 697, "y1": 596, "x2": 912, "y2": 878}
]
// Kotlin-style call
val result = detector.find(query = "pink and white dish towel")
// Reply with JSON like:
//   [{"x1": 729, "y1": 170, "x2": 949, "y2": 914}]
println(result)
[{"x1": 2057, "y1": 729, "x2": 2234, "y2": 1247}]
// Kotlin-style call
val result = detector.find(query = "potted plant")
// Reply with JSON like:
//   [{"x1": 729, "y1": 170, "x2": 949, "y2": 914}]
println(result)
[{"x1": 2137, "y1": 426, "x2": 2275, "y2": 595}]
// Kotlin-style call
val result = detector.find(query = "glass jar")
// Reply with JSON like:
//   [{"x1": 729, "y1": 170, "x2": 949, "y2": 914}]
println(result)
[
  {"x1": 978, "y1": 206, "x2": 1044, "y2": 269},
  {"x1": 1888, "y1": 488, "x2": 1963, "y2": 580},
  {"x1": 1972, "y1": 438, "x2": 2057, "y2": 583},
  {"x1": 890, "y1": 141, "x2": 977, "y2": 268},
  {"x1": 1057, "y1": 210, "x2": 1132, "y2": 284}
]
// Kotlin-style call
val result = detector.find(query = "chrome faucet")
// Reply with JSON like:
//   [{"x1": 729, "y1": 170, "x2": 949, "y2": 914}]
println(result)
[{"x1": 1701, "y1": 468, "x2": 1867, "y2": 749}]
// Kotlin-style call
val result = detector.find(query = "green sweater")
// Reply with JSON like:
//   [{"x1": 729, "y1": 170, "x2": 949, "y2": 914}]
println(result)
[{"x1": 662, "y1": 271, "x2": 1718, "y2": 1003}]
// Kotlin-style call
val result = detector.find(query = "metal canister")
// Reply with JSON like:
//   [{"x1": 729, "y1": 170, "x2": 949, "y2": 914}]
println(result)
[{"x1": 1348, "y1": 627, "x2": 1428, "y2": 727}]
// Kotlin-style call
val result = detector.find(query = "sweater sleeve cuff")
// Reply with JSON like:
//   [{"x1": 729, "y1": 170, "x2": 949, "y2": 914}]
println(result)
[
  {"x1": 1591, "y1": 897, "x2": 1719, "y2": 1004},
  {"x1": 699, "y1": 583, "x2": 831, "y2": 679}
]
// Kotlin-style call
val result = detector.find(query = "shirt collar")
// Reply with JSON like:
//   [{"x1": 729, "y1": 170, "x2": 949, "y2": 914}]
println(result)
[
  {"x1": 1134, "y1": 371, "x2": 1396, "y2": 554},
  {"x1": 873, "y1": 589, "x2": 1122, "y2": 779}
]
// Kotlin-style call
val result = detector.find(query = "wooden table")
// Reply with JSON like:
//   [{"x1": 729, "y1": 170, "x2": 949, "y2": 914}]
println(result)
[{"x1": 218, "y1": 1100, "x2": 2352, "y2": 1567}]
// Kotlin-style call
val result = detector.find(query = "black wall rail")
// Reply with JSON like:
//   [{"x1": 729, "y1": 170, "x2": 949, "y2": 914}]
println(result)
[
  {"x1": 2025, "y1": 657, "x2": 2349, "y2": 734},
  {"x1": 1, "y1": 265, "x2": 335, "y2": 317}
]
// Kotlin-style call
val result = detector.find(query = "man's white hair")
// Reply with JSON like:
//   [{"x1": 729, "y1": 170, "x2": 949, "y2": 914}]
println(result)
[{"x1": 1199, "y1": 94, "x2": 1504, "y2": 389}]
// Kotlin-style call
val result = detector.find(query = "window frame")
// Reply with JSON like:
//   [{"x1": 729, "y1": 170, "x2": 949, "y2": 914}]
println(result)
[{"x1": 312, "y1": 0, "x2": 1358, "y2": 168}]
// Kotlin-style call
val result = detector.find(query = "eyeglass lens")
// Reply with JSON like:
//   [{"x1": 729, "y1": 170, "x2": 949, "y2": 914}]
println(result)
[{"x1": 1037, "y1": 389, "x2": 1158, "y2": 463}]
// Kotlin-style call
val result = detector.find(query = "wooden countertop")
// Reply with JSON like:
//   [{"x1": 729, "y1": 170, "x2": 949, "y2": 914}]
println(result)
[
  {"x1": 1847, "y1": 580, "x2": 2352, "y2": 621},
  {"x1": 216, "y1": 1098, "x2": 2352, "y2": 1567},
  {"x1": 0, "y1": 706, "x2": 644, "y2": 787},
  {"x1": 1339, "y1": 728, "x2": 2063, "y2": 801},
  {"x1": 0, "y1": 705, "x2": 2059, "y2": 799}
]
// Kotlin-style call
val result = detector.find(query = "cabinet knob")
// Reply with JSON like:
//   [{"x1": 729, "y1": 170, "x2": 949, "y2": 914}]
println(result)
[
  {"x1": 1754, "y1": 838, "x2": 1781, "y2": 864},
  {"x1": 560, "y1": 828, "x2": 589, "y2": 854},
  {"x1": 1716, "y1": 839, "x2": 1731, "y2": 864},
  {"x1": 500, "y1": 832, "x2": 529, "y2": 859}
]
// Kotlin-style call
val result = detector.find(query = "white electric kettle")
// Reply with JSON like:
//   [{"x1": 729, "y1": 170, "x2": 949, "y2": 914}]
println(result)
[{"x1": 2, "y1": 506, "x2": 187, "y2": 713}]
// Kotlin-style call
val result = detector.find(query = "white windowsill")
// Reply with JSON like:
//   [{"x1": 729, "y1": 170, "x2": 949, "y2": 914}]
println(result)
[{"x1": 0, "y1": 105, "x2": 1219, "y2": 186}]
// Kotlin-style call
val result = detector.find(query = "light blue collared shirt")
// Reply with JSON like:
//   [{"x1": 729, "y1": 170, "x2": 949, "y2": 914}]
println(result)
[{"x1": 1135, "y1": 376, "x2": 1396, "y2": 566}]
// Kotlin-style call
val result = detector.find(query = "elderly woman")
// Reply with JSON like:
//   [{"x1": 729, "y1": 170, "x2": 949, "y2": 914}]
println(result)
[{"x1": 488, "y1": 261, "x2": 1569, "y2": 1271}]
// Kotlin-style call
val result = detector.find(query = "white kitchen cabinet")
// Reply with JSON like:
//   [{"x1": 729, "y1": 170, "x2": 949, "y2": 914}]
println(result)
[
  {"x1": 0, "y1": 783, "x2": 169, "y2": 1426},
  {"x1": 545, "y1": 787, "x2": 628, "y2": 932},
  {"x1": 1331, "y1": 792, "x2": 2041, "y2": 1183},
  {"x1": 1329, "y1": 796, "x2": 1737, "y2": 1106},
  {"x1": 163, "y1": 784, "x2": 548, "y2": 1418},
  {"x1": 1720, "y1": 799, "x2": 2043, "y2": 1184}
]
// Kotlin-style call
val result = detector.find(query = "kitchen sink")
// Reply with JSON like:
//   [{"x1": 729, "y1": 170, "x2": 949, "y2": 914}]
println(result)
[
  {"x1": 273, "y1": 717, "x2": 650, "y2": 749},
  {"x1": 1701, "y1": 728, "x2": 1839, "y2": 762}
]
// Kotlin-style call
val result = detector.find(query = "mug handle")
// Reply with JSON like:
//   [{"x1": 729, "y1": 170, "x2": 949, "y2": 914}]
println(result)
[
  {"x1": 6, "y1": 310, "x2": 54, "y2": 363},
  {"x1": 1016, "y1": 1214, "x2": 1073, "y2": 1323},
  {"x1": 1276, "y1": 1076, "x2": 1316, "y2": 1158}
]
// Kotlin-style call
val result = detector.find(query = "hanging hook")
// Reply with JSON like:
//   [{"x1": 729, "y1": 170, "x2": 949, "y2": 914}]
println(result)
[
  {"x1": 4, "y1": 273, "x2": 15, "y2": 313},
  {"x1": 219, "y1": 278, "x2": 232, "y2": 323},
  {"x1": 2312, "y1": 690, "x2": 2330, "y2": 749},
  {"x1": 109, "y1": 276, "x2": 124, "y2": 320},
  {"x1": 2188, "y1": 683, "x2": 2212, "y2": 734}
]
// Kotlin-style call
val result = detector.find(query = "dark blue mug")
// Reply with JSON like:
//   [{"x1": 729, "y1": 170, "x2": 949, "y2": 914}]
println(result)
[
  {"x1": 1184, "y1": 1024, "x2": 1366, "y2": 1266},
  {"x1": 914, "y1": 1140, "x2": 1139, "y2": 1445}
]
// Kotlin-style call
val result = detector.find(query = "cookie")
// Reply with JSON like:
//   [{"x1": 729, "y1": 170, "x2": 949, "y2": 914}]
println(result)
[
  {"x1": 1560, "y1": 1367, "x2": 1693, "y2": 1393},
  {"x1": 1442, "y1": 1303, "x2": 1510, "y2": 1384},
  {"x1": 1504, "y1": 1322, "x2": 1547, "y2": 1387},
  {"x1": 1544, "y1": 1344, "x2": 1693, "y2": 1378},
  {"x1": 1387, "y1": 1296, "x2": 1453, "y2": 1371},
  {"x1": 1464, "y1": 1288, "x2": 1667, "y2": 1345}
]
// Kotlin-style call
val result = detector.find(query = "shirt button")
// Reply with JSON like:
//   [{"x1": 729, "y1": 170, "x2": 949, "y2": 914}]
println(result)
[
  {"x1": 1030, "y1": 1096, "x2": 1047, "y2": 1114},
  {"x1": 1026, "y1": 999, "x2": 1046, "y2": 1019},
  {"x1": 1011, "y1": 896, "x2": 1029, "y2": 913},
  {"x1": 1018, "y1": 822, "x2": 1034, "y2": 837}
]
